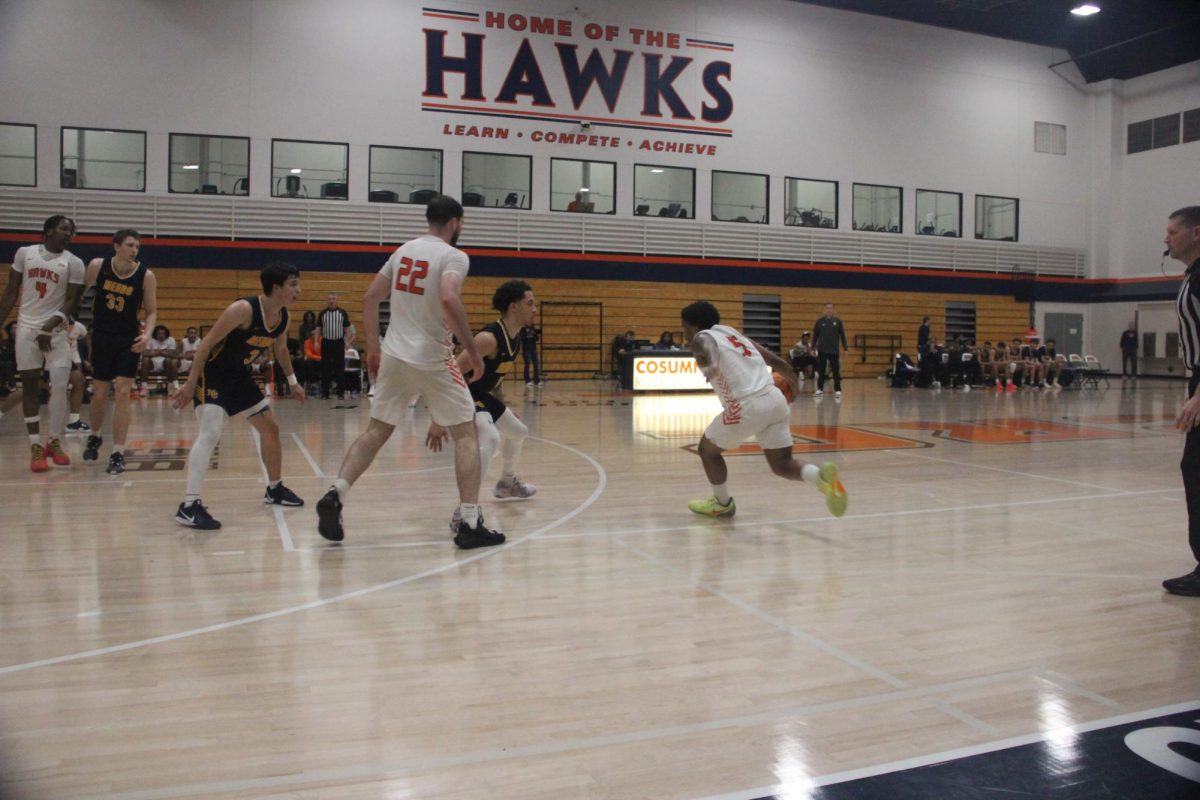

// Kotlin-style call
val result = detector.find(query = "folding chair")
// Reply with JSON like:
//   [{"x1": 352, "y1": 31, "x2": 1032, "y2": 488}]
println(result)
[
  {"x1": 1083, "y1": 354, "x2": 1110, "y2": 389},
  {"x1": 1062, "y1": 354, "x2": 1086, "y2": 390}
]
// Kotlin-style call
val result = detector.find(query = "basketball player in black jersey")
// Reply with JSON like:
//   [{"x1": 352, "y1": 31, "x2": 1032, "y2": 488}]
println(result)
[
  {"x1": 81, "y1": 229, "x2": 158, "y2": 474},
  {"x1": 169, "y1": 261, "x2": 306, "y2": 530},
  {"x1": 426, "y1": 280, "x2": 538, "y2": 527}
]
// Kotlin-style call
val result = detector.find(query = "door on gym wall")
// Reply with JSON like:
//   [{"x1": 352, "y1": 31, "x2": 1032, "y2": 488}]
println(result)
[{"x1": 1043, "y1": 312, "x2": 1082, "y2": 356}]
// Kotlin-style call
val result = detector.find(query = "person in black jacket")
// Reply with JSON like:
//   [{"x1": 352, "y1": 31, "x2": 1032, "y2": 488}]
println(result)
[
  {"x1": 519, "y1": 323, "x2": 541, "y2": 385},
  {"x1": 812, "y1": 303, "x2": 849, "y2": 399},
  {"x1": 1119, "y1": 323, "x2": 1138, "y2": 378}
]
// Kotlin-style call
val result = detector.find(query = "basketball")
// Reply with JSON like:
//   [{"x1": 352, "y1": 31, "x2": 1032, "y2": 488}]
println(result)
[{"x1": 773, "y1": 371, "x2": 796, "y2": 403}]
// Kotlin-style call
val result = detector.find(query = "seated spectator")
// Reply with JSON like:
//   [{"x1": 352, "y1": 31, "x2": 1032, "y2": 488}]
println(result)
[
  {"x1": 789, "y1": 333, "x2": 816, "y2": 382},
  {"x1": 1018, "y1": 337, "x2": 1046, "y2": 388},
  {"x1": 960, "y1": 338, "x2": 982, "y2": 386},
  {"x1": 655, "y1": 331, "x2": 677, "y2": 349},
  {"x1": 298, "y1": 309, "x2": 318, "y2": 344},
  {"x1": 300, "y1": 329, "x2": 322, "y2": 390},
  {"x1": 178, "y1": 326, "x2": 201, "y2": 375},
  {"x1": 139, "y1": 325, "x2": 179, "y2": 397},
  {"x1": 891, "y1": 353, "x2": 920, "y2": 387},
  {"x1": 1040, "y1": 338, "x2": 1063, "y2": 389},
  {"x1": 612, "y1": 329, "x2": 636, "y2": 376}
]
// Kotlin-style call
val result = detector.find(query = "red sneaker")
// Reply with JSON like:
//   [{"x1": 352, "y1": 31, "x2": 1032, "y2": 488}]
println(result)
[
  {"x1": 47, "y1": 438, "x2": 71, "y2": 466},
  {"x1": 30, "y1": 443, "x2": 48, "y2": 473}
]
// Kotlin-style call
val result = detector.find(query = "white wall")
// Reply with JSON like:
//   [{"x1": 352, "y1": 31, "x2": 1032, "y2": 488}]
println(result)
[
  {"x1": 1093, "y1": 62, "x2": 1200, "y2": 279},
  {"x1": 0, "y1": 0, "x2": 1101, "y2": 242}
]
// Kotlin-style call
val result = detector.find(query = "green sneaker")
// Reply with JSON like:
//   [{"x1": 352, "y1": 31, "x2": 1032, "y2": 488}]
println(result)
[
  {"x1": 818, "y1": 462, "x2": 848, "y2": 517},
  {"x1": 688, "y1": 495, "x2": 736, "y2": 517}
]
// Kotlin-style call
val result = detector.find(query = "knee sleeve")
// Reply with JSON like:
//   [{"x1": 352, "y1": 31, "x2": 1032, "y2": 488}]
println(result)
[
  {"x1": 494, "y1": 408, "x2": 528, "y2": 474},
  {"x1": 186, "y1": 404, "x2": 227, "y2": 498},
  {"x1": 475, "y1": 411, "x2": 500, "y2": 480}
]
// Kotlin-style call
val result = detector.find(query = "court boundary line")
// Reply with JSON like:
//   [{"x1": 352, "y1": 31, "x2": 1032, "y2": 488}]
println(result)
[
  {"x1": 695, "y1": 698, "x2": 1200, "y2": 800},
  {"x1": 0, "y1": 436, "x2": 606, "y2": 677}
]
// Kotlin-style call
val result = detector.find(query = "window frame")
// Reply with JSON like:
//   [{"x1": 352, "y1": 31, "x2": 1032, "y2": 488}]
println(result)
[
  {"x1": 914, "y1": 187, "x2": 963, "y2": 238},
  {"x1": 60, "y1": 125, "x2": 147, "y2": 192},
  {"x1": 549, "y1": 156, "x2": 617, "y2": 215},
  {"x1": 168, "y1": 132, "x2": 251, "y2": 196},
  {"x1": 461, "y1": 150, "x2": 533, "y2": 210},
  {"x1": 784, "y1": 176, "x2": 838, "y2": 229},
  {"x1": 974, "y1": 194, "x2": 1020, "y2": 242},
  {"x1": 270, "y1": 137, "x2": 350, "y2": 201},
  {"x1": 632, "y1": 163, "x2": 696, "y2": 220},
  {"x1": 711, "y1": 169, "x2": 770, "y2": 224},
  {"x1": 367, "y1": 144, "x2": 443, "y2": 204},
  {"x1": 852, "y1": 181, "x2": 903, "y2": 234},
  {"x1": 0, "y1": 121, "x2": 37, "y2": 188}
]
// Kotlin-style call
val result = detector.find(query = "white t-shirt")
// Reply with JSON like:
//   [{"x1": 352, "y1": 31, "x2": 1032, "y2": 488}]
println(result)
[
  {"x1": 11, "y1": 244, "x2": 85, "y2": 329},
  {"x1": 68, "y1": 320, "x2": 87, "y2": 364},
  {"x1": 698, "y1": 324, "x2": 771, "y2": 408},
  {"x1": 180, "y1": 336, "x2": 200, "y2": 360},
  {"x1": 146, "y1": 336, "x2": 176, "y2": 356},
  {"x1": 379, "y1": 234, "x2": 469, "y2": 369}
]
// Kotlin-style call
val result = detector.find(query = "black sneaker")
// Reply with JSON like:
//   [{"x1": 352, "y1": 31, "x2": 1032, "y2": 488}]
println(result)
[
  {"x1": 316, "y1": 488, "x2": 344, "y2": 542},
  {"x1": 66, "y1": 419, "x2": 91, "y2": 432},
  {"x1": 1163, "y1": 567, "x2": 1200, "y2": 597},
  {"x1": 175, "y1": 499, "x2": 221, "y2": 530},
  {"x1": 264, "y1": 482, "x2": 304, "y2": 507},
  {"x1": 83, "y1": 435, "x2": 102, "y2": 461},
  {"x1": 105, "y1": 451, "x2": 125, "y2": 475},
  {"x1": 453, "y1": 518, "x2": 506, "y2": 549}
]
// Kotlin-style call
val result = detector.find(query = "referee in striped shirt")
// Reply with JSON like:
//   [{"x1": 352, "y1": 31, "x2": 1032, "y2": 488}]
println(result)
[
  {"x1": 1167, "y1": 205, "x2": 1200, "y2": 597},
  {"x1": 318, "y1": 293, "x2": 352, "y2": 399}
]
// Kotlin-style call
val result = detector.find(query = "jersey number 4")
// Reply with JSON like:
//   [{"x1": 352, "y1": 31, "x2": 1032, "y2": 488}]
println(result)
[
  {"x1": 395, "y1": 257, "x2": 429, "y2": 296},
  {"x1": 34, "y1": 281, "x2": 48, "y2": 299}
]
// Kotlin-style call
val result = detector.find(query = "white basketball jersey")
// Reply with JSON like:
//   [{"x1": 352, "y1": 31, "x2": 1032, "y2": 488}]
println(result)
[
  {"x1": 699, "y1": 324, "x2": 771, "y2": 408},
  {"x1": 379, "y1": 234, "x2": 469, "y2": 369},
  {"x1": 12, "y1": 244, "x2": 85, "y2": 328}
]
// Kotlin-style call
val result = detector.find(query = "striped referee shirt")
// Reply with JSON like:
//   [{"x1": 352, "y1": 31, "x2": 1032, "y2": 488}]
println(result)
[
  {"x1": 1176, "y1": 258, "x2": 1200, "y2": 370},
  {"x1": 318, "y1": 306, "x2": 350, "y2": 341}
]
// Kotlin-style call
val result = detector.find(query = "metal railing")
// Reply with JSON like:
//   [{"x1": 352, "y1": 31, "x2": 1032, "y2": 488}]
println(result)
[{"x1": 0, "y1": 188, "x2": 1086, "y2": 277}]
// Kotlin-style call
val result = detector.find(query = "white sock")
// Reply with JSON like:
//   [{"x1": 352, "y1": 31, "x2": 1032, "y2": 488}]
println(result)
[
  {"x1": 29, "y1": 433, "x2": 41, "y2": 445},
  {"x1": 69, "y1": 412, "x2": 79, "y2": 424},
  {"x1": 802, "y1": 464, "x2": 820, "y2": 483},
  {"x1": 460, "y1": 502, "x2": 481, "y2": 527},
  {"x1": 332, "y1": 478, "x2": 351, "y2": 501},
  {"x1": 712, "y1": 483, "x2": 731, "y2": 504},
  {"x1": 269, "y1": 480, "x2": 280, "y2": 489}
]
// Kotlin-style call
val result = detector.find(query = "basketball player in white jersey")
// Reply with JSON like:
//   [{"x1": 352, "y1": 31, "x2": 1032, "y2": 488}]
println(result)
[
  {"x1": 316, "y1": 195, "x2": 504, "y2": 549},
  {"x1": 680, "y1": 301, "x2": 847, "y2": 518},
  {"x1": 0, "y1": 215, "x2": 86, "y2": 472}
]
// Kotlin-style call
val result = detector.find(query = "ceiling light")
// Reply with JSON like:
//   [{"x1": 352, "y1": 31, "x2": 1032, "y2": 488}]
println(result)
[
  {"x1": 578, "y1": 187, "x2": 590, "y2": 192},
  {"x1": 1070, "y1": 4, "x2": 1100, "y2": 16},
  {"x1": 650, "y1": 168, "x2": 664, "y2": 173},
  {"x1": 181, "y1": 164, "x2": 198, "y2": 170},
  {"x1": 290, "y1": 168, "x2": 302, "y2": 174}
]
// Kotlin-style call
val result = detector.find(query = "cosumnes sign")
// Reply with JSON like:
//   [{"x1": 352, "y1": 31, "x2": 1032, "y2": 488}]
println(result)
[{"x1": 632, "y1": 355, "x2": 710, "y2": 391}]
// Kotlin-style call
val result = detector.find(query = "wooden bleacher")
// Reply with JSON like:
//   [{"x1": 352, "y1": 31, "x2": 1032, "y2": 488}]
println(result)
[{"x1": 1, "y1": 265, "x2": 1031, "y2": 384}]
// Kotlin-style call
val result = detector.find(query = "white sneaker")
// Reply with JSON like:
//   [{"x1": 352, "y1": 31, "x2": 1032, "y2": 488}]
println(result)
[
  {"x1": 834, "y1": 391, "x2": 842, "y2": 400},
  {"x1": 367, "y1": 386, "x2": 375, "y2": 398},
  {"x1": 494, "y1": 476, "x2": 537, "y2": 499},
  {"x1": 139, "y1": 383, "x2": 149, "y2": 398},
  {"x1": 813, "y1": 390, "x2": 824, "y2": 397}
]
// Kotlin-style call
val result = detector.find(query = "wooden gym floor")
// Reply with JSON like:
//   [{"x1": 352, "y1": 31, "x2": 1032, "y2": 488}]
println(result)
[{"x1": 1, "y1": 377, "x2": 1198, "y2": 799}]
